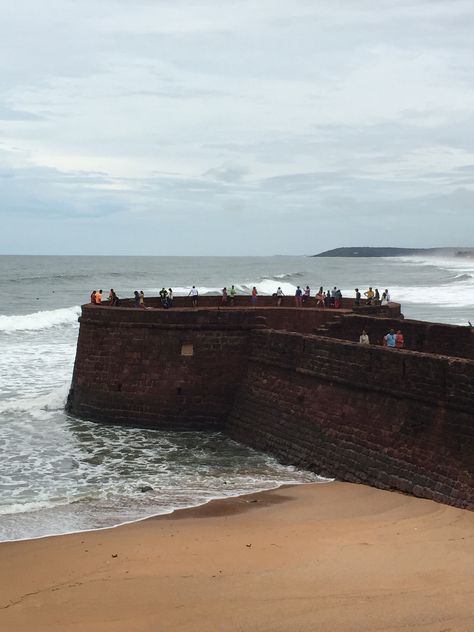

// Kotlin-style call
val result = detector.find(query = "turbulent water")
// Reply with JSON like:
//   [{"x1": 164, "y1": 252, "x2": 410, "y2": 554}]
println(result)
[{"x1": 0, "y1": 254, "x2": 473, "y2": 541}]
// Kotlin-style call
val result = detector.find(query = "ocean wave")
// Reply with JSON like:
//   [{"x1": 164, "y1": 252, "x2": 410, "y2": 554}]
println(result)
[
  {"x1": 0, "y1": 306, "x2": 81, "y2": 332},
  {"x1": 0, "y1": 386, "x2": 68, "y2": 419}
]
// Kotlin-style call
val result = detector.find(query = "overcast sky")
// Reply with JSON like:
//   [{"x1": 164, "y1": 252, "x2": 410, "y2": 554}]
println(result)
[{"x1": 1, "y1": 0, "x2": 474, "y2": 255}]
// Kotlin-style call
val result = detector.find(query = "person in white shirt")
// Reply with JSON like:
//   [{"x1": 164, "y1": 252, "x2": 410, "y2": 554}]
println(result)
[
  {"x1": 188, "y1": 285, "x2": 198, "y2": 307},
  {"x1": 359, "y1": 330, "x2": 370, "y2": 345}
]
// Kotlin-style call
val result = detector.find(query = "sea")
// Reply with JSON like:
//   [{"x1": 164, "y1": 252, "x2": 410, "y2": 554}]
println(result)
[{"x1": 1, "y1": 254, "x2": 473, "y2": 541}]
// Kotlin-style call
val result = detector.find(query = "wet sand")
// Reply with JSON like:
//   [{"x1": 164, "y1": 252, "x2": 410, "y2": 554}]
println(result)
[{"x1": 0, "y1": 482, "x2": 473, "y2": 632}]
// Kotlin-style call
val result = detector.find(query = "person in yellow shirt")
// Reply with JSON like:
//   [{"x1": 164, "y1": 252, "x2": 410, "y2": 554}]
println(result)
[{"x1": 364, "y1": 287, "x2": 374, "y2": 305}]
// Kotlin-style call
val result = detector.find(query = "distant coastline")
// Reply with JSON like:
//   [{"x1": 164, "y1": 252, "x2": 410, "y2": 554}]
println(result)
[{"x1": 313, "y1": 247, "x2": 474, "y2": 258}]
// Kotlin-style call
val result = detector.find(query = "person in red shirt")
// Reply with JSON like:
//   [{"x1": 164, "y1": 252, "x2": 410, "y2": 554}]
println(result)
[{"x1": 396, "y1": 330, "x2": 404, "y2": 348}]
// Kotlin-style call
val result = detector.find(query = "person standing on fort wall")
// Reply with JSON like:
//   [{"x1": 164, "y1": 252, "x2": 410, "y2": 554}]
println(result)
[
  {"x1": 295, "y1": 286, "x2": 302, "y2": 307},
  {"x1": 139, "y1": 290, "x2": 145, "y2": 307},
  {"x1": 189, "y1": 285, "x2": 199, "y2": 307},
  {"x1": 316, "y1": 287, "x2": 324, "y2": 307},
  {"x1": 96, "y1": 290, "x2": 102, "y2": 305},
  {"x1": 167, "y1": 288, "x2": 173, "y2": 308},
  {"x1": 396, "y1": 330, "x2": 404, "y2": 348},
  {"x1": 90, "y1": 290, "x2": 97, "y2": 304},
  {"x1": 359, "y1": 330, "x2": 370, "y2": 344},
  {"x1": 384, "y1": 329, "x2": 397, "y2": 348},
  {"x1": 354, "y1": 288, "x2": 361, "y2": 306},
  {"x1": 276, "y1": 286, "x2": 284, "y2": 306},
  {"x1": 374, "y1": 288, "x2": 380, "y2": 304},
  {"x1": 134, "y1": 291, "x2": 140, "y2": 307},
  {"x1": 302, "y1": 285, "x2": 311, "y2": 305},
  {"x1": 229, "y1": 285, "x2": 237, "y2": 305},
  {"x1": 221, "y1": 287, "x2": 228, "y2": 306},
  {"x1": 334, "y1": 287, "x2": 342, "y2": 308},
  {"x1": 364, "y1": 287, "x2": 374, "y2": 305},
  {"x1": 251, "y1": 286, "x2": 258, "y2": 305}
]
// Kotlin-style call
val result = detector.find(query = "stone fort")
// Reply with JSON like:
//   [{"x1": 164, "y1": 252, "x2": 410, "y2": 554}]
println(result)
[{"x1": 67, "y1": 295, "x2": 474, "y2": 510}]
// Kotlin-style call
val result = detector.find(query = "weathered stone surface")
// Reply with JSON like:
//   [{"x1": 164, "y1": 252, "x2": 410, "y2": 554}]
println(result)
[{"x1": 68, "y1": 301, "x2": 474, "y2": 510}]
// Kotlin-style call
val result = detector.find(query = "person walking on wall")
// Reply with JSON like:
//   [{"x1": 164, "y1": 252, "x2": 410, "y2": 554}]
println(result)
[
  {"x1": 395, "y1": 330, "x2": 404, "y2": 348},
  {"x1": 359, "y1": 329, "x2": 370, "y2": 344},
  {"x1": 276, "y1": 286, "x2": 284, "y2": 306},
  {"x1": 295, "y1": 285, "x2": 303, "y2": 307},
  {"x1": 354, "y1": 288, "x2": 361, "y2": 306},
  {"x1": 229, "y1": 285, "x2": 237, "y2": 306},
  {"x1": 251, "y1": 286, "x2": 258, "y2": 305},
  {"x1": 384, "y1": 329, "x2": 397, "y2": 348},
  {"x1": 189, "y1": 285, "x2": 199, "y2": 308}
]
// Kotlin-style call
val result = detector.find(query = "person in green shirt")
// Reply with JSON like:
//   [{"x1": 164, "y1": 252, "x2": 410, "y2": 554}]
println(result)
[{"x1": 229, "y1": 285, "x2": 237, "y2": 306}]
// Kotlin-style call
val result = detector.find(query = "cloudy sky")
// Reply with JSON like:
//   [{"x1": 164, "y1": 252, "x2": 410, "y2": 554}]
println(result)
[{"x1": 1, "y1": 0, "x2": 473, "y2": 255}]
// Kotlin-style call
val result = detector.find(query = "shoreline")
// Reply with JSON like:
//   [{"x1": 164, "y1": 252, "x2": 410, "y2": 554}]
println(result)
[
  {"x1": 1, "y1": 481, "x2": 473, "y2": 631},
  {"x1": 0, "y1": 479, "x2": 329, "y2": 545}
]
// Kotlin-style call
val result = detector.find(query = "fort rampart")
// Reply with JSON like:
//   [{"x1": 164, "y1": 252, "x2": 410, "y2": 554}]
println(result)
[{"x1": 68, "y1": 299, "x2": 474, "y2": 509}]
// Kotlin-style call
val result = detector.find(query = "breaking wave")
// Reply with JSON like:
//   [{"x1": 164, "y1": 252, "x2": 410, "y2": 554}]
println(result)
[{"x1": 0, "y1": 306, "x2": 81, "y2": 333}]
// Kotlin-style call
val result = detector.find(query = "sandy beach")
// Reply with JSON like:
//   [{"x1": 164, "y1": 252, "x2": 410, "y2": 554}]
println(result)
[{"x1": 0, "y1": 482, "x2": 473, "y2": 632}]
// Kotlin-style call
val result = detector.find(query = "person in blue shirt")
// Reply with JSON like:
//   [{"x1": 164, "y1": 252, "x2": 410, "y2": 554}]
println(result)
[{"x1": 384, "y1": 329, "x2": 397, "y2": 348}]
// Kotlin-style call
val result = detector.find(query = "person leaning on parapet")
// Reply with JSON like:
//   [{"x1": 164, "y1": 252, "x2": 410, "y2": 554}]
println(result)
[
  {"x1": 295, "y1": 285, "x2": 303, "y2": 307},
  {"x1": 384, "y1": 328, "x2": 397, "y2": 348},
  {"x1": 354, "y1": 288, "x2": 361, "y2": 306},
  {"x1": 395, "y1": 330, "x2": 404, "y2": 348},
  {"x1": 189, "y1": 285, "x2": 199, "y2": 307},
  {"x1": 229, "y1": 285, "x2": 237, "y2": 306},
  {"x1": 276, "y1": 286, "x2": 284, "y2": 306},
  {"x1": 364, "y1": 287, "x2": 374, "y2": 305},
  {"x1": 359, "y1": 329, "x2": 370, "y2": 344},
  {"x1": 109, "y1": 289, "x2": 119, "y2": 306}
]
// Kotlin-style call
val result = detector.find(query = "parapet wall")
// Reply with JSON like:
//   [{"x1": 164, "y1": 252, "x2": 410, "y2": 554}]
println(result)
[
  {"x1": 67, "y1": 306, "x2": 266, "y2": 429},
  {"x1": 227, "y1": 330, "x2": 474, "y2": 509},
  {"x1": 319, "y1": 313, "x2": 474, "y2": 359}
]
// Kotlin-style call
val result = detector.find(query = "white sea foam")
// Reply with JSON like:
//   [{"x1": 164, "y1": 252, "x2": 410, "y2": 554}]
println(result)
[
  {"x1": 0, "y1": 386, "x2": 68, "y2": 419},
  {"x1": 0, "y1": 306, "x2": 81, "y2": 332}
]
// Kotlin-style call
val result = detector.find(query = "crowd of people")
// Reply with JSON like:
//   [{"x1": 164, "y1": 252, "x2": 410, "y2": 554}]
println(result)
[
  {"x1": 89, "y1": 285, "x2": 392, "y2": 310},
  {"x1": 89, "y1": 286, "x2": 405, "y2": 349}
]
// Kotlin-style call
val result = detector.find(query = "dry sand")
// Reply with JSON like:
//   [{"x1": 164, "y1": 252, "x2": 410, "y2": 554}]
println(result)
[{"x1": 0, "y1": 482, "x2": 473, "y2": 632}]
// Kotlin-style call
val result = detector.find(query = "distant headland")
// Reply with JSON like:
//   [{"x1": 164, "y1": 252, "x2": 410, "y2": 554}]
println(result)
[{"x1": 313, "y1": 247, "x2": 474, "y2": 258}]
